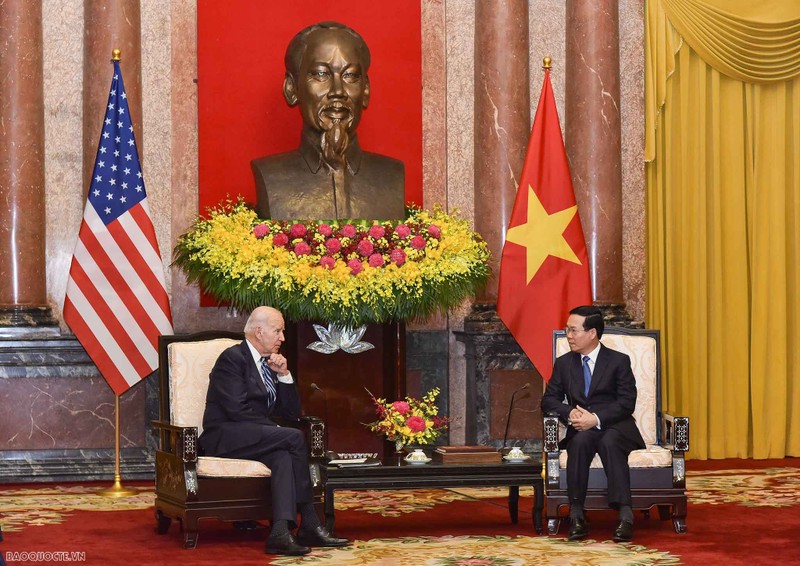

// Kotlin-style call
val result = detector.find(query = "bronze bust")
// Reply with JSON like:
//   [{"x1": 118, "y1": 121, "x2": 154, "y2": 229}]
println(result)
[{"x1": 252, "y1": 21, "x2": 405, "y2": 220}]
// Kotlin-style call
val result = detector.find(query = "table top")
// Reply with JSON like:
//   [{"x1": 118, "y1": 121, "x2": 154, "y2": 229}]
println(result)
[{"x1": 325, "y1": 454, "x2": 542, "y2": 480}]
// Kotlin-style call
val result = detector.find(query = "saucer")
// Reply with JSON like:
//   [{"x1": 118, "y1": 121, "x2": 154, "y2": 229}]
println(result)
[
  {"x1": 405, "y1": 456, "x2": 432, "y2": 465},
  {"x1": 503, "y1": 454, "x2": 530, "y2": 462}
]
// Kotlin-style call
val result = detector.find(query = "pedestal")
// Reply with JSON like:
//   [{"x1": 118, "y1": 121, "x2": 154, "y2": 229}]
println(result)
[
  {"x1": 454, "y1": 304, "x2": 543, "y2": 453},
  {"x1": 285, "y1": 321, "x2": 405, "y2": 458}
]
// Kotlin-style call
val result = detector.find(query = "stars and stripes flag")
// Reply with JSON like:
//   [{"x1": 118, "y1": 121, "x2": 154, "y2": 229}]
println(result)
[
  {"x1": 64, "y1": 58, "x2": 173, "y2": 396},
  {"x1": 497, "y1": 67, "x2": 592, "y2": 381}
]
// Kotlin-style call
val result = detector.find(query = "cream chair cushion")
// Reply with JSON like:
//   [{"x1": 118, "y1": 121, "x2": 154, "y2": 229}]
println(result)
[
  {"x1": 196, "y1": 456, "x2": 270, "y2": 477},
  {"x1": 168, "y1": 337, "x2": 271, "y2": 478},
  {"x1": 555, "y1": 332, "x2": 666, "y2": 469}
]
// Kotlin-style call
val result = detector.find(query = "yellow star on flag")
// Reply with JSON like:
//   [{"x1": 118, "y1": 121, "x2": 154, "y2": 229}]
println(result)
[{"x1": 505, "y1": 185, "x2": 583, "y2": 283}]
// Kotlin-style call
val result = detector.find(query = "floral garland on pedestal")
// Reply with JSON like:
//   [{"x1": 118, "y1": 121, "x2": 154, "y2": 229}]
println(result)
[{"x1": 174, "y1": 200, "x2": 490, "y2": 329}]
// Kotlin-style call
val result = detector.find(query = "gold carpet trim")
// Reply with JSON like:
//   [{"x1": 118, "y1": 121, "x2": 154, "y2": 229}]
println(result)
[
  {"x1": 686, "y1": 467, "x2": 800, "y2": 507},
  {"x1": 271, "y1": 535, "x2": 681, "y2": 565}
]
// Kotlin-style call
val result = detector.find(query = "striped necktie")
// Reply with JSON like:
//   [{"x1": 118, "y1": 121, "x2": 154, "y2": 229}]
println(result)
[{"x1": 259, "y1": 357, "x2": 277, "y2": 407}]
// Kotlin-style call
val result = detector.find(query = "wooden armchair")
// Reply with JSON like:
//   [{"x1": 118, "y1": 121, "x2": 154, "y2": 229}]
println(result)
[
  {"x1": 152, "y1": 331, "x2": 326, "y2": 549},
  {"x1": 543, "y1": 327, "x2": 689, "y2": 535}
]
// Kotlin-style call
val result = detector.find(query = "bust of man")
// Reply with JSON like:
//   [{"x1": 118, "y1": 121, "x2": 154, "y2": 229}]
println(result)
[{"x1": 252, "y1": 21, "x2": 405, "y2": 220}]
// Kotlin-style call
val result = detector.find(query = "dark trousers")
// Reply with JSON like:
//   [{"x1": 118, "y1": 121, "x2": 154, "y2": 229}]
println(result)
[
  {"x1": 566, "y1": 427, "x2": 638, "y2": 509},
  {"x1": 216, "y1": 426, "x2": 313, "y2": 522}
]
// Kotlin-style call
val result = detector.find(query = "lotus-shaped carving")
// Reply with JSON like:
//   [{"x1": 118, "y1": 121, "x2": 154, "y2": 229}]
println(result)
[{"x1": 306, "y1": 323, "x2": 375, "y2": 355}]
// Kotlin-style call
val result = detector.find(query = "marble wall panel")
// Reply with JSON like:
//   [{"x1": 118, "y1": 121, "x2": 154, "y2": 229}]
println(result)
[
  {"x1": 42, "y1": 0, "x2": 84, "y2": 328},
  {"x1": 0, "y1": 373, "x2": 145, "y2": 451},
  {"x1": 619, "y1": 0, "x2": 646, "y2": 322},
  {"x1": 140, "y1": 1, "x2": 173, "y2": 298},
  {"x1": 445, "y1": 0, "x2": 476, "y2": 445}
]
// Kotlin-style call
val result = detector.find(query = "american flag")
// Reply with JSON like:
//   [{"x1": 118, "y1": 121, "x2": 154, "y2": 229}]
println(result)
[{"x1": 64, "y1": 59, "x2": 173, "y2": 396}]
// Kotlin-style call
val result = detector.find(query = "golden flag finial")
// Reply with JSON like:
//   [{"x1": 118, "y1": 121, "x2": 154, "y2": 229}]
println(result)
[
  {"x1": 112, "y1": 48, "x2": 121, "y2": 61},
  {"x1": 542, "y1": 56, "x2": 552, "y2": 69}
]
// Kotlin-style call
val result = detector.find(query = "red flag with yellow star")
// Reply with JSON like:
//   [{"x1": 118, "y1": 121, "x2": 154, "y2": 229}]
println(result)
[{"x1": 497, "y1": 68, "x2": 592, "y2": 381}]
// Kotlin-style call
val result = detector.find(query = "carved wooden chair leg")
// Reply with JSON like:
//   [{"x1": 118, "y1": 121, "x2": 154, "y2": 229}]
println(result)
[
  {"x1": 155, "y1": 509, "x2": 172, "y2": 534},
  {"x1": 657, "y1": 504, "x2": 672, "y2": 521},
  {"x1": 672, "y1": 500, "x2": 688, "y2": 533}
]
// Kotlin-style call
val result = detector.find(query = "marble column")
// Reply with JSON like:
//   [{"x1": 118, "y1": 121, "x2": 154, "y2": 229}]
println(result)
[
  {"x1": 0, "y1": 0, "x2": 55, "y2": 330},
  {"x1": 564, "y1": 0, "x2": 624, "y2": 311},
  {"x1": 473, "y1": 0, "x2": 530, "y2": 303},
  {"x1": 457, "y1": 1, "x2": 541, "y2": 450},
  {"x1": 83, "y1": 0, "x2": 142, "y2": 193}
]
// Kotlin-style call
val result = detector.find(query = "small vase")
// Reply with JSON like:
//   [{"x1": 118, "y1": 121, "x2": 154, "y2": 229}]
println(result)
[{"x1": 394, "y1": 439, "x2": 405, "y2": 454}]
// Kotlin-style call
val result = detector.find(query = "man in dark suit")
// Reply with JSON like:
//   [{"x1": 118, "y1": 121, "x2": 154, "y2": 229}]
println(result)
[
  {"x1": 199, "y1": 306, "x2": 349, "y2": 556},
  {"x1": 541, "y1": 305, "x2": 645, "y2": 543},
  {"x1": 251, "y1": 21, "x2": 405, "y2": 220}
]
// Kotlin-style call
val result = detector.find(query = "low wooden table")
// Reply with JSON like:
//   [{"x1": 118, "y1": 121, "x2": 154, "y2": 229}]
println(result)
[{"x1": 323, "y1": 456, "x2": 543, "y2": 534}]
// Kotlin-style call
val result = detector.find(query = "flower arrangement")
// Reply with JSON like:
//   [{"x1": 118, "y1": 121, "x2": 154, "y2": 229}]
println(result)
[
  {"x1": 365, "y1": 388, "x2": 450, "y2": 449},
  {"x1": 174, "y1": 200, "x2": 490, "y2": 328}
]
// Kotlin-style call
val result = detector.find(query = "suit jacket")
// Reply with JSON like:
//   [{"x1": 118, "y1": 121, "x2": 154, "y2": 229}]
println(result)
[
  {"x1": 541, "y1": 343, "x2": 645, "y2": 450},
  {"x1": 252, "y1": 134, "x2": 405, "y2": 220},
  {"x1": 198, "y1": 340, "x2": 302, "y2": 457}
]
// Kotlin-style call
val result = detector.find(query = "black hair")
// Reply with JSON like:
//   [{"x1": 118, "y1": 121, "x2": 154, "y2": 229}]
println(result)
[{"x1": 569, "y1": 305, "x2": 604, "y2": 338}]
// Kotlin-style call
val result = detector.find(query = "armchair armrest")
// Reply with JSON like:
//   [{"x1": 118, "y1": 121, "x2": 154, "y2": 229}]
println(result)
[
  {"x1": 661, "y1": 413, "x2": 689, "y2": 487},
  {"x1": 273, "y1": 415, "x2": 326, "y2": 459},
  {"x1": 152, "y1": 420, "x2": 198, "y2": 463},
  {"x1": 543, "y1": 414, "x2": 562, "y2": 489},
  {"x1": 661, "y1": 413, "x2": 690, "y2": 452}
]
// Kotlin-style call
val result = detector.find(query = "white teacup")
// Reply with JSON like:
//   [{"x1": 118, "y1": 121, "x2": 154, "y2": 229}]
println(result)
[
  {"x1": 406, "y1": 449, "x2": 428, "y2": 461},
  {"x1": 507, "y1": 448, "x2": 525, "y2": 459}
]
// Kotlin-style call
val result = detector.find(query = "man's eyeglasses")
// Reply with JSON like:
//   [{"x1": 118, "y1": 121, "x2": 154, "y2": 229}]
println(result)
[{"x1": 564, "y1": 327, "x2": 587, "y2": 335}]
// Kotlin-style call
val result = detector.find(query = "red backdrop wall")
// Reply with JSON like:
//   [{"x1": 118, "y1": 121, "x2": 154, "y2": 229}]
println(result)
[{"x1": 197, "y1": 0, "x2": 423, "y2": 216}]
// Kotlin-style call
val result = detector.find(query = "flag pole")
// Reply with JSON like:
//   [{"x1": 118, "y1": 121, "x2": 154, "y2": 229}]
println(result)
[
  {"x1": 96, "y1": 47, "x2": 138, "y2": 499},
  {"x1": 98, "y1": 393, "x2": 138, "y2": 497},
  {"x1": 540, "y1": 54, "x2": 552, "y2": 493}
]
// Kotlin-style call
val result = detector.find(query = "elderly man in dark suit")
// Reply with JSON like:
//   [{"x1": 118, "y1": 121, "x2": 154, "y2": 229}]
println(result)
[
  {"x1": 541, "y1": 305, "x2": 645, "y2": 543},
  {"x1": 199, "y1": 306, "x2": 348, "y2": 556}
]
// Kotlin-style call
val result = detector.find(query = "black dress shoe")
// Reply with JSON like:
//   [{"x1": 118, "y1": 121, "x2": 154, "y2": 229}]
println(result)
[
  {"x1": 613, "y1": 520, "x2": 634, "y2": 542},
  {"x1": 567, "y1": 517, "x2": 589, "y2": 541},
  {"x1": 296, "y1": 525, "x2": 350, "y2": 548},
  {"x1": 265, "y1": 531, "x2": 310, "y2": 556}
]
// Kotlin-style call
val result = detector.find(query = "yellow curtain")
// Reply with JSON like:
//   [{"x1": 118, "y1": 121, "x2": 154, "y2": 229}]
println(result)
[{"x1": 645, "y1": 0, "x2": 800, "y2": 459}]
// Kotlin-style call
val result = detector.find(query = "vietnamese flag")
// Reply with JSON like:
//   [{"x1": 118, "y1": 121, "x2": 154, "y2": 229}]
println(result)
[{"x1": 497, "y1": 67, "x2": 592, "y2": 381}]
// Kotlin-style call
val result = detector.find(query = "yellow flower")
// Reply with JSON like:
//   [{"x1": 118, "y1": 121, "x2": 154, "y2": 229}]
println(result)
[{"x1": 174, "y1": 201, "x2": 490, "y2": 327}]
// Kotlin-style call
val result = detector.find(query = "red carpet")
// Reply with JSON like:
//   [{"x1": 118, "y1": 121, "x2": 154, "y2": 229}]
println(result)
[{"x1": 1, "y1": 458, "x2": 799, "y2": 565}]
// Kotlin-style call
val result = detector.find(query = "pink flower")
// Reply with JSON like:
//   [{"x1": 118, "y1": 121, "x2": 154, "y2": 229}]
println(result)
[
  {"x1": 319, "y1": 256, "x2": 335, "y2": 270},
  {"x1": 325, "y1": 238, "x2": 342, "y2": 254},
  {"x1": 368, "y1": 225, "x2": 385, "y2": 239},
  {"x1": 294, "y1": 241, "x2": 311, "y2": 255},
  {"x1": 390, "y1": 248, "x2": 406, "y2": 266},
  {"x1": 342, "y1": 224, "x2": 357, "y2": 238},
  {"x1": 318, "y1": 223, "x2": 333, "y2": 237},
  {"x1": 410, "y1": 235, "x2": 426, "y2": 250},
  {"x1": 253, "y1": 223, "x2": 270, "y2": 238},
  {"x1": 272, "y1": 233, "x2": 289, "y2": 247},
  {"x1": 368, "y1": 253, "x2": 385, "y2": 267},
  {"x1": 347, "y1": 258, "x2": 363, "y2": 275},
  {"x1": 392, "y1": 401, "x2": 411, "y2": 415},
  {"x1": 427, "y1": 224, "x2": 442, "y2": 239},
  {"x1": 357, "y1": 239, "x2": 374, "y2": 257},
  {"x1": 406, "y1": 415, "x2": 427, "y2": 432},
  {"x1": 394, "y1": 224, "x2": 411, "y2": 239},
  {"x1": 290, "y1": 223, "x2": 307, "y2": 238}
]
